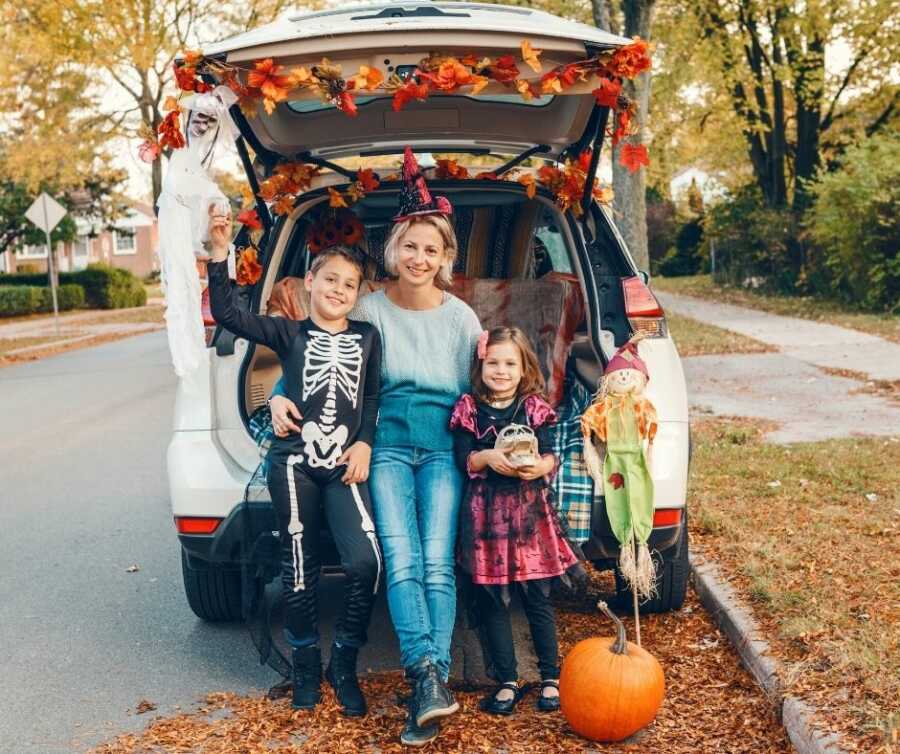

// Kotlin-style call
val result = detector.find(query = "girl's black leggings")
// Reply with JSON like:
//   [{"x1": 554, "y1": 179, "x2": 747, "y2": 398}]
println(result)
[
  {"x1": 475, "y1": 581, "x2": 560, "y2": 682},
  {"x1": 267, "y1": 453, "x2": 383, "y2": 649}
]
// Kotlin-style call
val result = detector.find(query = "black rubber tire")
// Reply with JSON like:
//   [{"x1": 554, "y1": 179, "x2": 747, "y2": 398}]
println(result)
[
  {"x1": 615, "y1": 515, "x2": 690, "y2": 614},
  {"x1": 181, "y1": 548, "x2": 244, "y2": 622}
]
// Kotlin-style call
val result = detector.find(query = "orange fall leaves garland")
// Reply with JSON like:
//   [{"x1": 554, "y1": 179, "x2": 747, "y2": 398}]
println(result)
[{"x1": 152, "y1": 38, "x2": 652, "y2": 174}]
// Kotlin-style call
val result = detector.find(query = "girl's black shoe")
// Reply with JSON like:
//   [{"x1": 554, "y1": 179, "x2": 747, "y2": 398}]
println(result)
[
  {"x1": 291, "y1": 646, "x2": 322, "y2": 710},
  {"x1": 535, "y1": 680, "x2": 560, "y2": 712},
  {"x1": 478, "y1": 681, "x2": 524, "y2": 716}
]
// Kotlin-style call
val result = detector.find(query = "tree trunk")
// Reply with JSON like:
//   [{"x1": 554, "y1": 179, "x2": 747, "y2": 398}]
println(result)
[
  {"x1": 611, "y1": 0, "x2": 655, "y2": 272},
  {"x1": 152, "y1": 157, "x2": 163, "y2": 212}
]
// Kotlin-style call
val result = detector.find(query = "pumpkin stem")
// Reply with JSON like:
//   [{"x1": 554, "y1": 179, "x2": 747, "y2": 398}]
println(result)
[{"x1": 597, "y1": 600, "x2": 628, "y2": 655}]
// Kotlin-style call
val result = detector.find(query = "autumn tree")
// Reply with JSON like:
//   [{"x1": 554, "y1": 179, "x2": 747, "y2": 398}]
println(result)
[{"x1": 655, "y1": 0, "x2": 899, "y2": 213}]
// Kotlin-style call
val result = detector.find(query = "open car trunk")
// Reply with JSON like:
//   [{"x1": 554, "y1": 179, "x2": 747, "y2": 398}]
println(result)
[{"x1": 201, "y1": 0, "x2": 630, "y2": 163}]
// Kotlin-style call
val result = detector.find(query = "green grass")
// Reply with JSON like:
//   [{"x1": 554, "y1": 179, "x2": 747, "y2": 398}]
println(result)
[
  {"x1": 665, "y1": 311, "x2": 774, "y2": 357},
  {"x1": 690, "y1": 416, "x2": 900, "y2": 751},
  {"x1": 653, "y1": 274, "x2": 900, "y2": 344}
]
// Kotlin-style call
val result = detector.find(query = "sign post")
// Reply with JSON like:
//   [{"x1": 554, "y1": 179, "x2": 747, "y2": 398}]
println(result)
[{"x1": 25, "y1": 192, "x2": 68, "y2": 336}]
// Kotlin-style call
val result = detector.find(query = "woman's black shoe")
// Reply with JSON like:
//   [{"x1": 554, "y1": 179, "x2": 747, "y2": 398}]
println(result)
[
  {"x1": 400, "y1": 699, "x2": 440, "y2": 747},
  {"x1": 478, "y1": 681, "x2": 524, "y2": 716},
  {"x1": 406, "y1": 658, "x2": 459, "y2": 727},
  {"x1": 291, "y1": 646, "x2": 322, "y2": 710},
  {"x1": 325, "y1": 642, "x2": 367, "y2": 717},
  {"x1": 535, "y1": 680, "x2": 560, "y2": 712}
]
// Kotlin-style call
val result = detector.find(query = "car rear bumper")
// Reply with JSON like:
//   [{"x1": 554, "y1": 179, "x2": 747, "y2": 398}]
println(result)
[{"x1": 582, "y1": 502, "x2": 686, "y2": 563}]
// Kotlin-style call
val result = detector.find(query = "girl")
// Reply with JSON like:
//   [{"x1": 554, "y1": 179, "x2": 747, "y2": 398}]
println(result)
[
  {"x1": 450, "y1": 327, "x2": 584, "y2": 716},
  {"x1": 269, "y1": 147, "x2": 482, "y2": 746}
]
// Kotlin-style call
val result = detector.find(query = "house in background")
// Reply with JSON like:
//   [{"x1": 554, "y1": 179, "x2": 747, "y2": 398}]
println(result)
[{"x1": 1, "y1": 203, "x2": 158, "y2": 278}]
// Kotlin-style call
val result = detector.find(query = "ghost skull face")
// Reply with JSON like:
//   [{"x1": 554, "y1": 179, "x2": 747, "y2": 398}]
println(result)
[{"x1": 605, "y1": 367, "x2": 647, "y2": 396}]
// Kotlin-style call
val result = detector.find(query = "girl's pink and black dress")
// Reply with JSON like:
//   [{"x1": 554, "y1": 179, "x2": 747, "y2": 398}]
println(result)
[{"x1": 450, "y1": 393, "x2": 584, "y2": 605}]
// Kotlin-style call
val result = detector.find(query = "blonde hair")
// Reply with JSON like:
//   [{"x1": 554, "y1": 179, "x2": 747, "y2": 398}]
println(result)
[{"x1": 383, "y1": 214, "x2": 458, "y2": 290}]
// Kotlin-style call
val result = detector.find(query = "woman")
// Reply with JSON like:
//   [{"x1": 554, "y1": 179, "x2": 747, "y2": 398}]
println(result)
[{"x1": 270, "y1": 148, "x2": 482, "y2": 746}]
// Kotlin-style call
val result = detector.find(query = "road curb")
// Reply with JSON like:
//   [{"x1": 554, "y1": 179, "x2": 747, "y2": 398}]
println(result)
[{"x1": 689, "y1": 555, "x2": 848, "y2": 754}]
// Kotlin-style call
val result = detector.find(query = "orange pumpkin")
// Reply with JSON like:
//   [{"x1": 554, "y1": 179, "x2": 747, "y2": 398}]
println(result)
[{"x1": 560, "y1": 601, "x2": 665, "y2": 742}]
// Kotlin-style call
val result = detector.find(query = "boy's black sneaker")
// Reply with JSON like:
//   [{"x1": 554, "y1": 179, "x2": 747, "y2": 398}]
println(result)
[
  {"x1": 325, "y1": 642, "x2": 367, "y2": 717},
  {"x1": 406, "y1": 657, "x2": 459, "y2": 728},
  {"x1": 291, "y1": 646, "x2": 322, "y2": 710},
  {"x1": 400, "y1": 699, "x2": 439, "y2": 747}
]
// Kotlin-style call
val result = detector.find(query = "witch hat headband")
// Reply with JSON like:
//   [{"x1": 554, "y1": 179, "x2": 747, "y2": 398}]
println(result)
[{"x1": 394, "y1": 146, "x2": 453, "y2": 222}]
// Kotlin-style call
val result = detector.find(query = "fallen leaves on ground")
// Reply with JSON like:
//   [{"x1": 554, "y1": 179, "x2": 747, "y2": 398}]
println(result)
[
  {"x1": 89, "y1": 582, "x2": 789, "y2": 754},
  {"x1": 135, "y1": 700, "x2": 157, "y2": 715},
  {"x1": 690, "y1": 416, "x2": 900, "y2": 752}
]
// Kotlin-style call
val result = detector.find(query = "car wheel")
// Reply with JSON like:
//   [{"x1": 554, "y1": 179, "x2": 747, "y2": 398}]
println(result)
[
  {"x1": 181, "y1": 548, "x2": 248, "y2": 622},
  {"x1": 615, "y1": 513, "x2": 689, "y2": 614}
]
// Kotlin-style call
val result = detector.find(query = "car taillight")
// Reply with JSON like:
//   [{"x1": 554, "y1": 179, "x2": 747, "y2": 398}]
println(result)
[
  {"x1": 175, "y1": 516, "x2": 223, "y2": 535},
  {"x1": 652, "y1": 508, "x2": 682, "y2": 527},
  {"x1": 200, "y1": 286, "x2": 217, "y2": 346},
  {"x1": 622, "y1": 276, "x2": 667, "y2": 338}
]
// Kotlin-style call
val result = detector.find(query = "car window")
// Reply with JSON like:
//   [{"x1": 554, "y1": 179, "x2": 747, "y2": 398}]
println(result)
[{"x1": 533, "y1": 223, "x2": 572, "y2": 275}]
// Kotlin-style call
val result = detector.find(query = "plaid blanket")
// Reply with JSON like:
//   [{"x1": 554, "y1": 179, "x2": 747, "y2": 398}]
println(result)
[{"x1": 549, "y1": 374, "x2": 599, "y2": 544}]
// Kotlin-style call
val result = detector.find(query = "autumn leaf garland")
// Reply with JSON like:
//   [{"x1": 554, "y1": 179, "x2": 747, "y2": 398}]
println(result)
[{"x1": 154, "y1": 38, "x2": 652, "y2": 173}]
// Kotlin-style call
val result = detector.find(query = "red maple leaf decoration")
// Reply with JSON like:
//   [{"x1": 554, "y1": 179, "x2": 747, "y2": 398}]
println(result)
[
  {"x1": 356, "y1": 168, "x2": 380, "y2": 193},
  {"x1": 336, "y1": 91, "x2": 358, "y2": 117},
  {"x1": 236, "y1": 208, "x2": 263, "y2": 231},
  {"x1": 236, "y1": 247, "x2": 262, "y2": 286},
  {"x1": 247, "y1": 58, "x2": 293, "y2": 103},
  {"x1": 157, "y1": 110, "x2": 185, "y2": 150},
  {"x1": 392, "y1": 79, "x2": 429, "y2": 112},
  {"x1": 619, "y1": 142, "x2": 650, "y2": 173},
  {"x1": 608, "y1": 472, "x2": 625, "y2": 490},
  {"x1": 592, "y1": 77, "x2": 621, "y2": 108}
]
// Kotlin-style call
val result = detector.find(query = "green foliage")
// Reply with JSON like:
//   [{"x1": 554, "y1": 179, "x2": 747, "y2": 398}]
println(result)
[
  {"x1": 658, "y1": 218, "x2": 705, "y2": 277},
  {"x1": 0, "y1": 283, "x2": 84, "y2": 316},
  {"x1": 704, "y1": 186, "x2": 799, "y2": 293},
  {"x1": 808, "y1": 132, "x2": 900, "y2": 313},
  {"x1": 0, "y1": 264, "x2": 145, "y2": 309}
]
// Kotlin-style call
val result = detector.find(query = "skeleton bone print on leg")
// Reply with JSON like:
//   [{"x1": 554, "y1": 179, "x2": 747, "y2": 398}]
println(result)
[{"x1": 301, "y1": 330, "x2": 364, "y2": 468}]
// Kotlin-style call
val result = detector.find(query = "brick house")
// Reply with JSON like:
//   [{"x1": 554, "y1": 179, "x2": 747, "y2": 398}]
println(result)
[{"x1": 0, "y1": 202, "x2": 159, "y2": 278}]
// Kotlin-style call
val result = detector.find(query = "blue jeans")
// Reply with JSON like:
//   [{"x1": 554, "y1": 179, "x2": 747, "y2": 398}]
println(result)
[{"x1": 369, "y1": 446, "x2": 463, "y2": 679}]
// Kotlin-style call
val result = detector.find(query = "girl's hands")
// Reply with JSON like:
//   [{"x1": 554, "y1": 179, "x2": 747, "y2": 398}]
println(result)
[
  {"x1": 339, "y1": 441, "x2": 372, "y2": 484},
  {"x1": 208, "y1": 203, "x2": 232, "y2": 260},
  {"x1": 480, "y1": 448, "x2": 519, "y2": 477},
  {"x1": 517, "y1": 454, "x2": 555, "y2": 481},
  {"x1": 270, "y1": 395, "x2": 303, "y2": 437}
]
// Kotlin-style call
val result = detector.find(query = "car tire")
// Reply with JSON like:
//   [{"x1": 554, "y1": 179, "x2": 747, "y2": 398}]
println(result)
[
  {"x1": 181, "y1": 548, "x2": 245, "y2": 622},
  {"x1": 615, "y1": 513, "x2": 689, "y2": 614}
]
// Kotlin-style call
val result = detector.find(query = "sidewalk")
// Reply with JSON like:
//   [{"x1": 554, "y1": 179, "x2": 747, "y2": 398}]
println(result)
[
  {"x1": 657, "y1": 291, "x2": 900, "y2": 381},
  {"x1": 657, "y1": 291, "x2": 900, "y2": 443},
  {"x1": 0, "y1": 305, "x2": 164, "y2": 358}
]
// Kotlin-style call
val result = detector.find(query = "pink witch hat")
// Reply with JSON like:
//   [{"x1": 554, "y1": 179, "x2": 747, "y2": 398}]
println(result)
[{"x1": 394, "y1": 146, "x2": 453, "y2": 222}]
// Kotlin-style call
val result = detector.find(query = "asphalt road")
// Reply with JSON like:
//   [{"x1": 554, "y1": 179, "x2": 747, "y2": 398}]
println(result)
[
  {"x1": 0, "y1": 333, "x2": 392, "y2": 753},
  {"x1": 0, "y1": 331, "x2": 530, "y2": 753}
]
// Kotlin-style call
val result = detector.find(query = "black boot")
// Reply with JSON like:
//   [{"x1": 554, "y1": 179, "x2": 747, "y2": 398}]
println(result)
[
  {"x1": 406, "y1": 657, "x2": 459, "y2": 728},
  {"x1": 325, "y1": 642, "x2": 367, "y2": 717},
  {"x1": 291, "y1": 646, "x2": 322, "y2": 710}
]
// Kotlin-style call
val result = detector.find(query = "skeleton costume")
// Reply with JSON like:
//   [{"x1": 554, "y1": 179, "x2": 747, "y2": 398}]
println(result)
[{"x1": 208, "y1": 260, "x2": 382, "y2": 650}]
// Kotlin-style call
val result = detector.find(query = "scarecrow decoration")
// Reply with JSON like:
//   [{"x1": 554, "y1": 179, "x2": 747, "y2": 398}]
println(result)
[{"x1": 580, "y1": 333, "x2": 658, "y2": 642}]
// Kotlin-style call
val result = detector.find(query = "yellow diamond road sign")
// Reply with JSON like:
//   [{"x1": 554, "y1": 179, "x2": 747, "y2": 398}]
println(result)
[{"x1": 25, "y1": 192, "x2": 67, "y2": 234}]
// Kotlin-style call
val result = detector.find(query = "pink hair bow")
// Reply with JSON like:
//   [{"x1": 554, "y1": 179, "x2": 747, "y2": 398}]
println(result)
[{"x1": 476, "y1": 330, "x2": 489, "y2": 360}]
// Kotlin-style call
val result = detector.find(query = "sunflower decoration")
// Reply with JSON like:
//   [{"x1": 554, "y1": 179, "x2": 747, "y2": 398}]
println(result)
[{"x1": 305, "y1": 208, "x2": 365, "y2": 254}]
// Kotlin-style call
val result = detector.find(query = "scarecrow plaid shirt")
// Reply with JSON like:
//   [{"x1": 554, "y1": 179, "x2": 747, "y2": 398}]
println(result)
[{"x1": 549, "y1": 373, "x2": 600, "y2": 544}]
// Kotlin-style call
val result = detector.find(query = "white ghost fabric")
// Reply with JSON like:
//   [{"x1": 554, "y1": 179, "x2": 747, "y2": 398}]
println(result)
[{"x1": 156, "y1": 85, "x2": 238, "y2": 377}]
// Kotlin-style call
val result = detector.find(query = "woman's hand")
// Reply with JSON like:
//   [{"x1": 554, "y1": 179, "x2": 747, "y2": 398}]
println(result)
[
  {"x1": 517, "y1": 454, "x2": 555, "y2": 481},
  {"x1": 338, "y1": 441, "x2": 372, "y2": 485},
  {"x1": 208, "y1": 203, "x2": 232, "y2": 261},
  {"x1": 270, "y1": 395, "x2": 302, "y2": 437},
  {"x1": 477, "y1": 448, "x2": 519, "y2": 477}
]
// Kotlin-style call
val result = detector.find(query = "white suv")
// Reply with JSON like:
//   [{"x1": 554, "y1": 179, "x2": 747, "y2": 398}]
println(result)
[{"x1": 168, "y1": 0, "x2": 690, "y2": 624}]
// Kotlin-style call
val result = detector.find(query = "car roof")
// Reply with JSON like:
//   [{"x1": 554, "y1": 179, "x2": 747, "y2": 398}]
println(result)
[{"x1": 203, "y1": 1, "x2": 630, "y2": 59}]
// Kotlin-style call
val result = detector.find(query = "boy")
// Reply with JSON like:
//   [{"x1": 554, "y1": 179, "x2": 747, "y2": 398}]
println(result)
[{"x1": 207, "y1": 209, "x2": 382, "y2": 717}]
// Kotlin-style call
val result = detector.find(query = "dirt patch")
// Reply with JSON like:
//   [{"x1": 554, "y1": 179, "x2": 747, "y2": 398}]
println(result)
[
  {"x1": 690, "y1": 416, "x2": 900, "y2": 752},
  {"x1": 818, "y1": 366, "x2": 900, "y2": 406}
]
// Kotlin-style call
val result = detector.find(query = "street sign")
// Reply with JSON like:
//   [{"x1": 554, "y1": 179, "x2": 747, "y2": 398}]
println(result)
[
  {"x1": 24, "y1": 192, "x2": 68, "y2": 334},
  {"x1": 25, "y1": 192, "x2": 67, "y2": 234}
]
